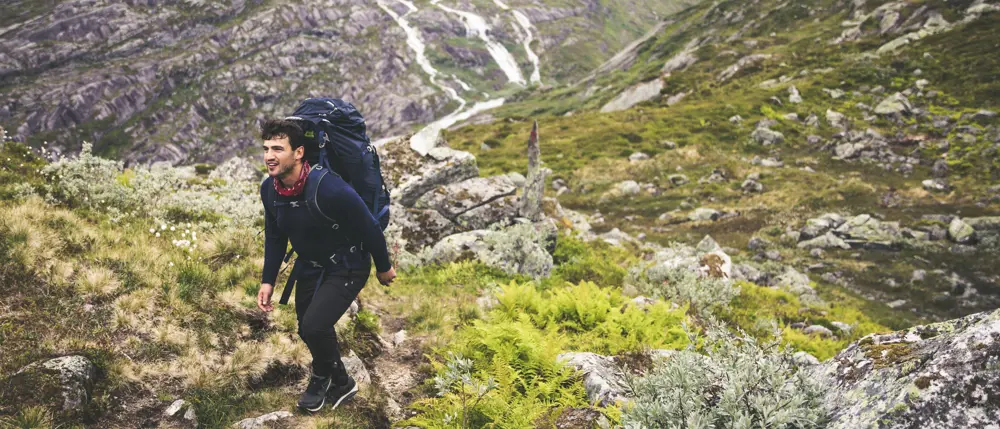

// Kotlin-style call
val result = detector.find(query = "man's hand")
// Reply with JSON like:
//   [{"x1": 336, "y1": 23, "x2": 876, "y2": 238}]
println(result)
[
  {"x1": 376, "y1": 267, "x2": 397, "y2": 286},
  {"x1": 257, "y1": 283, "x2": 275, "y2": 312}
]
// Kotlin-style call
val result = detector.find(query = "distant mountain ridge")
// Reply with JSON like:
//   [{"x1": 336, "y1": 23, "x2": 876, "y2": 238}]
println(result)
[{"x1": 0, "y1": 0, "x2": 699, "y2": 164}]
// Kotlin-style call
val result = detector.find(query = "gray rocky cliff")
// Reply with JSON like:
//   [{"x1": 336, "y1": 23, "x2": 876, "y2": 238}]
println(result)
[{"x1": 0, "y1": 0, "x2": 683, "y2": 164}]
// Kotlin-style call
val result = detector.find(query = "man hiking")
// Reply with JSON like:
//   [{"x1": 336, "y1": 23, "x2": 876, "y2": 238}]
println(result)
[{"x1": 255, "y1": 118, "x2": 396, "y2": 412}]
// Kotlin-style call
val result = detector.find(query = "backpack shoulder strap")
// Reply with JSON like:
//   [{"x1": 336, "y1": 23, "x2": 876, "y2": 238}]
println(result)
[
  {"x1": 304, "y1": 166, "x2": 341, "y2": 228},
  {"x1": 261, "y1": 176, "x2": 276, "y2": 219}
]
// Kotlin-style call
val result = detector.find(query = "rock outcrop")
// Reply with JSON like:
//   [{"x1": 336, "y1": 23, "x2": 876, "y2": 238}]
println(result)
[{"x1": 815, "y1": 308, "x2": 1000, "y2": 429}]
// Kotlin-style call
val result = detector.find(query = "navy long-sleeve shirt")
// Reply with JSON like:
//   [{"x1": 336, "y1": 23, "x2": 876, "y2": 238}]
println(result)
[{"x1": 260, "y1": 171, "x2": 392, "y2": 285}]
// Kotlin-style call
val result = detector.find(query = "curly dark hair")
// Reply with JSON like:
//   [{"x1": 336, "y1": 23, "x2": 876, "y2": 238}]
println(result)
[{"x1": 260, "y1": 118, "x2": 307, "y2": 151}]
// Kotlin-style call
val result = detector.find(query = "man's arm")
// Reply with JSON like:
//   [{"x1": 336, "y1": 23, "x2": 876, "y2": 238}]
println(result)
[
  {"x1": 260, "y1": 179, "x2": 289, "y2": 286},
  {"x1": 321, "y1": 183, "x2": 393, "y2": 275}
]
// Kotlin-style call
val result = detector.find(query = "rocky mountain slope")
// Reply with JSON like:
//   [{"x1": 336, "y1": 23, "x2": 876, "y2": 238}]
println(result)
[
  {"x1": 0, "y1": 0, "x2": 697, "y2": 164},
  {"x1": 2, "y1": 0, "x2": 1000, "y2": 428},
  {"x1": 445, "y1": 0, "x2": 1000, "y2": 324}
]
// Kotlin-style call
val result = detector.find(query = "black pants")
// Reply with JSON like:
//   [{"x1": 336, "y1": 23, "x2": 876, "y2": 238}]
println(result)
[{"x1": 295, "y1": 267, "x2": 369, "y2": 384}]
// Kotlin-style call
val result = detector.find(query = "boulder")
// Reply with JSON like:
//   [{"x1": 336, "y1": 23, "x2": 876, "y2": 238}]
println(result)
[
  {"x1": 964, "y1": 216, "x2": 1000, "y2": 232},
  {"x1": 557, "y1": 352, "x2": 631, "y2": 406},
  {"x1": 426, "y1": 227, "x2": 554, "y2": 279},
  {"x1": 797, "y1": 232, "x2": 851, "y2": 250},
  {"x1": 800, "y1": 213, "x2": 847, "y2": 240},
  {"x1": 164, "y1": 399, "x2": 188, "y2": 417},
  {"x1": 823, "y1": 88, "x2": 846, "y2": 99},
  {"x1": 388, "y1": 204, "x2": 457, "y2": 249},
  {"x1": 520, "y1": 120, "x2": 547, "y2": 221},
  {"x1": 506, "y1": 172, "x2": 526, "y2": 187},
  {"x1": 617, "y1": 180, "x2": 641, "y2": 196},
  {"x1": 386, "y1": 146, "x2": 478, "y2": 207},
  {"x1": 667, "y1": 174, "x2": 689, "y2": 186},
  {"x1": 1, "y1": 355, "x2": 96, "y2": 415},
  {"x1": 747, "y1": 236, "x2": 771, "y2": 250},
  {"x1": 628, "y1": 152, "x2": 650, "y2": 162},
  {"x1": 752, "y1": 127, "x2": 785, "y2": 145},
  {"x1": 455, "y1": 195, "x2": 520, "y2": 230},
  {"x1": 415, "y1": 175, "x2": 517, "y2": 220},
  {"x1": 947, "y1": 218, "x2": 975, "y2": 244},
  {"x1": 833, "y1": 214, "x2": 904, "y2": 250},
  {"x1": 788, "y1": 85, "x2": 803, "y2": 103},
  {"x1": 805, "y1": 114, "x2": 819, "y2": 128},
  {"x1": 814, "y1": 309, "x2": 1000, "y2": 429},
  {"x1": 696, "y1": 235, "x2": 722, "y2": 253},
  {"x1": 831, "y1": 321, "x2": 852, "y2": 333},
  {"x1": 688, "y1": 207, "x2": 722, "y2": 222},
  {"x1": 834, "y1": 142, "x2": 865, "y2": 159},
  {"x1": 874, "y1": 93, "x2": 912, "y2": 115},
  {"x1": 922, "y1": 178, "x2": 950, "y2": 192},
  {"x1": 826, "y1": 109, "x2": 847, "y2": 129},
  {"x1": 741, "y1": 178, "x2": 764, "y2": 193},
  {"x1": 342, "y1": 350, "x2": 372, "y2": 387}
]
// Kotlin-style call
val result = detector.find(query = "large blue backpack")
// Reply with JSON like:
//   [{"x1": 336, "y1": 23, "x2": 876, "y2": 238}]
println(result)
[{"x1": 285, "y1": 98, "x2": 391, "y2": 230}]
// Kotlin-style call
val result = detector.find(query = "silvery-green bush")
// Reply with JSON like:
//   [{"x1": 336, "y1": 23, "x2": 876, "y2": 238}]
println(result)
[
  {"x1": 482, "y1": 221, "x2": 555, "y2": 279},
  {"x1": 626, "y1": 261, "x2": 740, "y2": 315},
  {"x1": 623, "y1": 328, "x2": 827, "y2": 429},
  {"x1": 42, "y1": 143, "x2": 261, "y2": 226}
]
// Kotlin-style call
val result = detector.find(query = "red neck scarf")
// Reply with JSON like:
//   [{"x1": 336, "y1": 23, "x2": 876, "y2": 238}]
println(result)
[{"x1": 274, "y1": 161, "x2": 310, "y2": 197}]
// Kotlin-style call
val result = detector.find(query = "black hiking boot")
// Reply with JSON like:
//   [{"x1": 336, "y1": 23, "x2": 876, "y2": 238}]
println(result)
[
  {"x1": 297, "y1": 374, "x2": 332, "y2": 412},
  {"x1": 326, "y1": 375, "x2": 358, "y2": 410}
]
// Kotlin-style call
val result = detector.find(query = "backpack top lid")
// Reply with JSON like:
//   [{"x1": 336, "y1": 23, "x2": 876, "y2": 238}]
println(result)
[{"x1": 283, "y1": 97, "x2": 391, "y2": 231}]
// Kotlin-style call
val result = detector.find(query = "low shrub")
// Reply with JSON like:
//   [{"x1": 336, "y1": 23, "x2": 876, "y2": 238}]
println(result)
[
  {"x1": 626, "y1": 262, "x2": 740, "y2": 316},
  {"x1": 623, "y1": 327, "x2": 828, "y2": 429}
]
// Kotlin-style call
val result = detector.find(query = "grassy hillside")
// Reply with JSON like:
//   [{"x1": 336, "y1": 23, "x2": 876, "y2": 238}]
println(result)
[{"x1": 0, "y1": 140, "x2": 889, "y2": 427}]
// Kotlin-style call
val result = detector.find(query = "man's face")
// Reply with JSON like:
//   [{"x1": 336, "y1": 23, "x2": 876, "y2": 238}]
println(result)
[{"x1": 262, "y1": 135, "x2": 303, "y2": 178}]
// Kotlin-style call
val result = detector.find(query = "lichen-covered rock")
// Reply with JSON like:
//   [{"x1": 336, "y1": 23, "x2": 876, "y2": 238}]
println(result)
[
  {"x1": 688, "y1": 207, "x2": 722, "y2": 222},
  {"x1": 557, "y1": 352, "x2": 632, "y2": 406},
  {"x1": 385, "y1": 145, "x2": 478, "y2": 207},
  {"x1": 788, "y1": 85, "x2": 803, "y2": 103},
  {"x1": 948, "y1": 217, "x2": 976, "y2": 244},
  {"x1": 814, "y1": 309, "x2": 1000, "y2": 429},
  {"x1": 752, "y1": 126, "x2": 785, "y2": 145},
  {"x1": 415, "y1": 175, "x2": 517, "y2": 220},
  {"x1": 426, "y1": 226, "x2": 554, "y2": 279},
  {"x1": 797, "y1": 231, "x2": 851, "y2": 250},
  {"x1": 827, "y1": 109, "x2": 847, "y2": 129},
  {"x1": 874, "y1": 92, "x2": 912, "y2": 115},
  {"x1": 1, "y1": 355, "x2": 96, "y2": 417},
  {"x1": 388, "y1": 204, "x2": 456, "y2": 250},
  {"x1": 800, "y1": 213, "x2": 847, "y2": 240},
  {"x1": 455, "y1": 195, "x2": 520, "y2": 230},
  {"x1": 833, "y1": 214, "x2": 905, "y2": 250}
]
